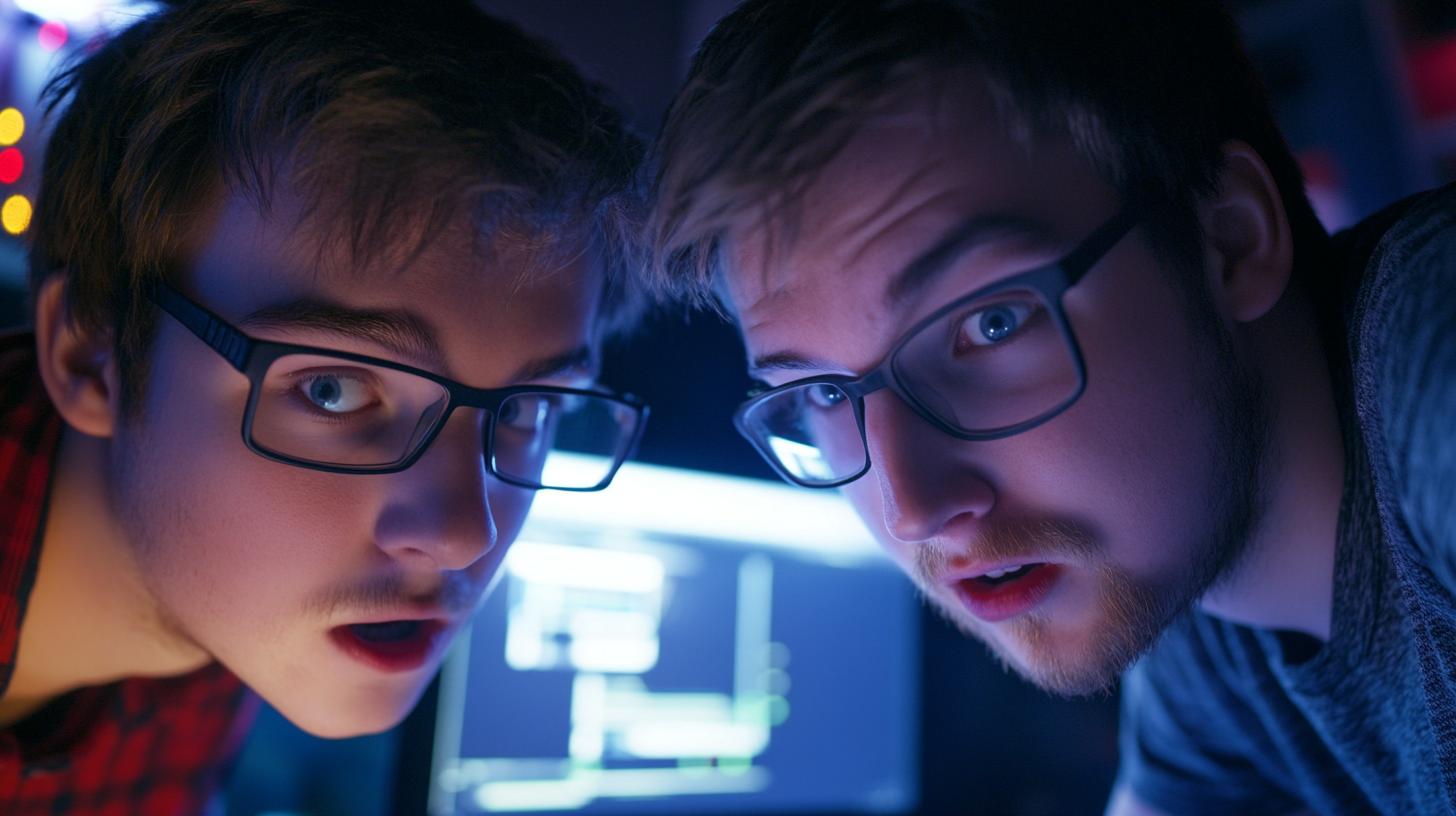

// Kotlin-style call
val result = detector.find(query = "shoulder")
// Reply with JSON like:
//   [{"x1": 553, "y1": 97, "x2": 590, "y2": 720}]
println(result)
[
  {"x1": 1123, "y1": 615, "x2": 1272, "y2": 754},
  {"x1": 1339, "y1": 184, "x2": 1456, "y2": 597},
  {"x1": 1124, "y1": 612, "x2": 1264, "y2": 726},
  {"x1": 1338, "y1": 182, "x2": 1456, "y2": 345},
  {"x1": 113, "y1": 666, "x2": 257, "y2": 787},
  {"x1": 0, "y1": 668, "x2": 256, "y2": 812},
  {"x1": 1118, "y1": 613, "x2": 1304, "y2": 813}
]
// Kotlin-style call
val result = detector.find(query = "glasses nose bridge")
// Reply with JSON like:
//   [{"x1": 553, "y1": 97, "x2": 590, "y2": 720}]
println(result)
[
  {"x1": 437, "y1": 385, "x2": 513, "y2": 454},
  {"x1": 413, "y1": 401, "x2": 489, "y2": 463},
  {"x1": 848, "y1": 360, "x2": 951, "y2": 444},
  {"x1": 841, "y1": 361, "x2": 893, "y2": 401},
  {"x1": 448, "y1": 381, "x2": 508, "y2": 413}
]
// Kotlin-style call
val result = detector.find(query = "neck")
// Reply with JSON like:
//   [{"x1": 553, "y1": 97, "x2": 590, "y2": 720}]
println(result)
[
  {"x1": 0, "y1": 427, "x2": 209, "y2": 728},
  {"x1": 1198, "y1": 294, "x2": 1346, "y2": 640}
]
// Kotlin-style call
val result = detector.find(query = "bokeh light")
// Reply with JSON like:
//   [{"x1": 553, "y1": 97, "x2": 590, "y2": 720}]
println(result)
[
  {"x1": 38, "y1": 21, "x2": 69, "y2": 52},
  {"x1": 0, "y1": 109, "x2": 24, "y2": 147},
  {"x1": 3, "y1": 195, "x2": 32, "y2": 235},
  {"x1": 0, "y1": 149, "x2": 24, "y2": 185}
]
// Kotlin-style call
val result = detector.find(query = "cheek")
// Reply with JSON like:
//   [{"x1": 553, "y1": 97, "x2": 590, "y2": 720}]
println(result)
[
  {"x1": 1039, "y1": 271, "x2": 1225, "y2": 573},
  {"x1": 117, "y1": 335, "x2": 380, "y2": 627}
]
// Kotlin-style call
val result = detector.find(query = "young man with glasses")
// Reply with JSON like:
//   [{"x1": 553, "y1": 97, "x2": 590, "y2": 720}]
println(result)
[
  {"x1": 649, "y1": 1, "x2": 1454, "y2": 812},
  {"x1": 0, "y1": 1, "x2": 645, "y2": 811}
]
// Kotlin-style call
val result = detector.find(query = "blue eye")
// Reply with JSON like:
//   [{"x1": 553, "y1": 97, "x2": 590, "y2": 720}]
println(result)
[
  {"x1": 979, "y1": 306, "x2": 1018, "y2": 341},
  {"x1": 804, "y1": 383, "x2": 848, "y2": 410},
  {"x1": 300, "y1": 373, "x2": 374, "y2": 413},
  {"x1": 957, "y1": 301, "x2": 1038, "y2": 349}
]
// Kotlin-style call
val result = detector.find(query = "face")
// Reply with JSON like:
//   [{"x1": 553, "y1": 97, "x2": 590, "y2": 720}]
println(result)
[
  {"x1": 107, "y1": 180, "x2": 604, "y2": 737},
  {"x1": 728, "y1": 76, "x2": 1267, "y2": 695}
]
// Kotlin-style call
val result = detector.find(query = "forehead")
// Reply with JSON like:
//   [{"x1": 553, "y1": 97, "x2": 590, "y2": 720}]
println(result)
[
  {"x1": 725, "y1": 72, "x2": 1114, "y2": 371},
  {"x1": 185, "y1": 174, "x2": 602, "y2": 383}
]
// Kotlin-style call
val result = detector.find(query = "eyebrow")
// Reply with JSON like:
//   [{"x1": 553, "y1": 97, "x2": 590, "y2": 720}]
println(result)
[
  {"x1": 510, "y1": 344, "x2": 596, "y2": 384},
  {"x1": 748, "y1": 351, "x2": 848, "y2": 378},
  {"x1": 239, "y1": 299, "x2": 596, "y2": 385},
  {"x1": 884, "y1": 212, "x2": 1059, "y2": 305},
  {"x1": 240, "y1": 298, "x2": 447, "y2": 369},
  {"x1": 748, "y1": 213, "x2": 1058, "y2": 378}
]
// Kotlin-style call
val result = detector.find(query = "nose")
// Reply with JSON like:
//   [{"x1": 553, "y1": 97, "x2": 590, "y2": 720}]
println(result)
[
  {"x1": 372, "y1": 409, "x2": 497, "y2": 571},
  {"x1": 861, "y1": 391, "x2": 996, "y2": 544}
]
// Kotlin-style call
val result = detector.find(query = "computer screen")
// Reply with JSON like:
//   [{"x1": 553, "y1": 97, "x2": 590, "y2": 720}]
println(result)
[{"x1": 421, "y1": 458, "x2": 920, "y2": 815}]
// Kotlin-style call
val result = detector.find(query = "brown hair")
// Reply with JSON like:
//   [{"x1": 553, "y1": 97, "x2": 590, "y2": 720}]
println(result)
[
  {"x1": 648, "y1": 0, "x2": 1329, "y2": 314},
  {"x1": 31, "y1": 0, "x2": 645, "y2": 409}
]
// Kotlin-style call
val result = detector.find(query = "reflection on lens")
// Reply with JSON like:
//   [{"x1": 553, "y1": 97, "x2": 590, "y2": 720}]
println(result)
[
  {"x1": 740, "y1": 382, "x2": 865, "y2": 485},
  {"x1": 491, "y1": 392, "x2": 639, "y2": 489}
]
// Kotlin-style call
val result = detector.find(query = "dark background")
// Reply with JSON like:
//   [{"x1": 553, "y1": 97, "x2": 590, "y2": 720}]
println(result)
[{"x1": 0, "y1": 0, "x2": 1453, "y2": 814}]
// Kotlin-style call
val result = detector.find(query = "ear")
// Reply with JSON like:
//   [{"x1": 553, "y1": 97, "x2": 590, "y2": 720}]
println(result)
[
  {"x1": 1198, "y1": 141, "x2": 1295, "y2": 323},
  {"x1": 33, "y1": 275, "x2": 121, "y2": 438}
]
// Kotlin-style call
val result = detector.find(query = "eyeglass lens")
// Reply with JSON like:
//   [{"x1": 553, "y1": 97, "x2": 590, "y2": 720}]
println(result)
[{"x1": 489, "y1": 391, "x2": 641, "y2": 489}]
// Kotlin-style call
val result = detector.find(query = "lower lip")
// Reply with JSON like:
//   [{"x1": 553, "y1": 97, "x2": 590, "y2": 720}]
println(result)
[
  {"x1": 328, "y1": 620, "x2": 446, "y2": 674},
  {"x1": 953, "y1": 564, "x2": 1062, "y2": 623}
]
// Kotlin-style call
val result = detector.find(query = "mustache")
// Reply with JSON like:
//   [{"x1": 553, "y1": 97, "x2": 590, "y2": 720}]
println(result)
[
  {"x1": 912, "y1": 517, "x2": 1098, "y2": 586},
  {"x1": 306, "y1": 568, "x2": 482, "y2": 621}
]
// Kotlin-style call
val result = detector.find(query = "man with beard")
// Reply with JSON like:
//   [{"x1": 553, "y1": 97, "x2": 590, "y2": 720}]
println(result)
[
  {"x1": 647, "y1": 1, "x2": 1455, "y2": 813},
  {"x1": 0, "y1": 1, "x2": 647, "y2": 811}
]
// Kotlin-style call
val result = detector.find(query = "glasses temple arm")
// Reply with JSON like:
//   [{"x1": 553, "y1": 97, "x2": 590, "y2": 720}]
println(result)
[
  {"x1": 1060, "y1": 206, "x2": 1141, "y2": 284},
  {"x1": 148, "y1": 283, "x2": 252, "y2": 371}
]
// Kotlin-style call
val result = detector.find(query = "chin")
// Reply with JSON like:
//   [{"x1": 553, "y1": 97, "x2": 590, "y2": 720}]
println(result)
[
  {"x1": 1006, "y1": 647, "x2": 1124, "y2": 698},
  {"x1": 1000, "y1": 615, "x2": 1153, "y2": 697},
  {"x1": 269, "y1": 684, "x2": 426, "y2": 739},
  {"x1": 938, "y1": 605, "x2": 1128, "y2": 698}
]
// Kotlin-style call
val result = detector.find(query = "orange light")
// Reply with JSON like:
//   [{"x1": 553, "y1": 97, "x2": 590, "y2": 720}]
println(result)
[
  {"x1": 0, "y1": 110, "x2": 23, "y2": 147},
  {"x1": 2, "y1": 195, "x2": 31, "y2": 235}
]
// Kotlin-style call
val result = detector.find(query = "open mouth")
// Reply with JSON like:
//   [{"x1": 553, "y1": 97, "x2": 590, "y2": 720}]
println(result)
[
  {"x1": 953, "y1": 563, "x2": 1061, "y2": 623},
  {"x1": 329, "y1": 619, "x2": 446, "y2": 673}
]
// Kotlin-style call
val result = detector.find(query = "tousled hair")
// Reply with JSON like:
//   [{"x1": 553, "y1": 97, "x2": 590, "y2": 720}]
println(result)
[
  {"x1": 31, "y1": 0, "x2": 646, "y2": 409},
  {"x1": 648, "y1": 0, "x2": 1329, "y2": 316}
]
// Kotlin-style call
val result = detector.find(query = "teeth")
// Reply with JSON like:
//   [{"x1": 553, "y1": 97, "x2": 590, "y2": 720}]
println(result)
[{"x1": 983, "y1": 565, "x2": 1023, "y2": 579}]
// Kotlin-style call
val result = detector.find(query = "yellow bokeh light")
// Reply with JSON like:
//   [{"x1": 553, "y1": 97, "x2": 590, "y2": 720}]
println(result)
[
  {"x1": 3, "y1": 195, "x2": 32, "y2": 235},
  {"x1": 0, "y1": 109, "x2": 23, "y2": 147}
]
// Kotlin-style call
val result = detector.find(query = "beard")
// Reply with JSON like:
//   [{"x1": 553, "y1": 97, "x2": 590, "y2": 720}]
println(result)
[{"x1": 911, "y1": 314, "x2": 1272, "y2": 697}]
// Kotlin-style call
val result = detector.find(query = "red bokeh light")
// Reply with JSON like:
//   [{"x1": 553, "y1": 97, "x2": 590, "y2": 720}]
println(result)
[
  {"x1": 1409, "y1": 37, "x2": 1456, "y2": 121},
  {"x1": 0, "y1": 148, "x2": 23, "y2": 185},
  {"x1": 37, "y1": 21, "x2": 68, "y2": 53}
]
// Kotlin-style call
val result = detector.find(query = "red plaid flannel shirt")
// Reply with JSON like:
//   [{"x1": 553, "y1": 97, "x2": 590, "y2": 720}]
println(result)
[{"x1": 0, "y1": 332, "x2": 257, "y2": 815}]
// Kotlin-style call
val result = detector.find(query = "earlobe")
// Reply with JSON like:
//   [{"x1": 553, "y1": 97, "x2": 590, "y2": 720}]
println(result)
[
  {"x1": 33, "y1": 275, "x2": 120, "y2": 438},
  {"x1": 1199, "y1": 141, "x2": 1295, "y2": 323}
]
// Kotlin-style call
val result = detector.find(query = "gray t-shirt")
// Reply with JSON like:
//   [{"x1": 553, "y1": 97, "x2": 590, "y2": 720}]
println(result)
[{"x1": 1118, "y1": 184, "x2": 1456, "y2": 815}]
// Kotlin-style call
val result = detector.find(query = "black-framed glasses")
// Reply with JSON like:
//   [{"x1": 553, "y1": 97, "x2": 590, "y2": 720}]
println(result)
[
  {"x1": 734, "y1": 207, "x2": 1138, "y2": 489},
  {"x1": 149, "y1": 283, "x2": 648, "y2": 491}
]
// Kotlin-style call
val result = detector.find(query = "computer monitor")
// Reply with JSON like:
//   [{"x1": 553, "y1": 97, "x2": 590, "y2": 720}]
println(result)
[{"x1": 414, "y1": 458, "x2": 920, "y2": 815}]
